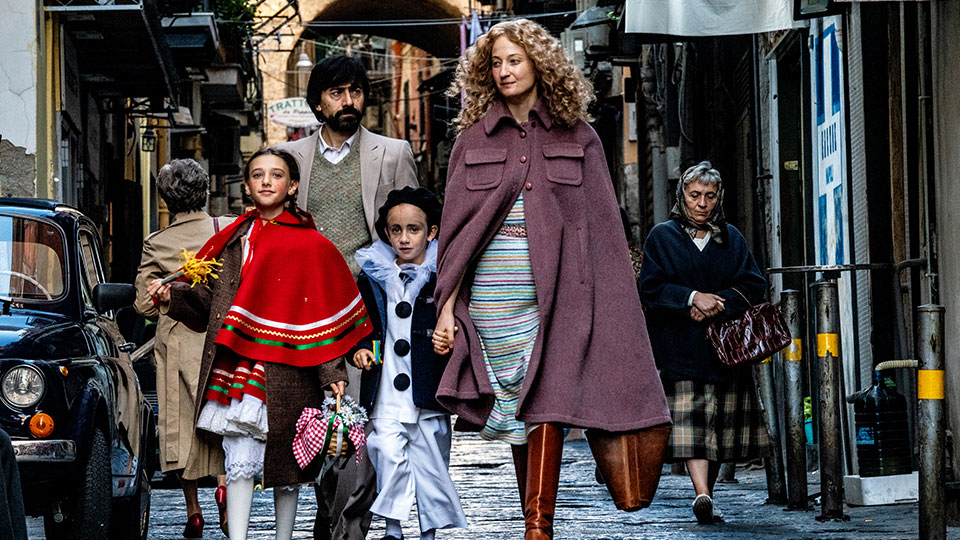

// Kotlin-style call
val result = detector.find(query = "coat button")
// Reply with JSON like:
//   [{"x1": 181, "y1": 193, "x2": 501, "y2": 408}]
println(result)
[
  {"x1": 525, "y1": 182, "x2": 533, "y2": 191},
  {"x1": 395, "y1": 301, "x2": 412, "y2": 318},
  {"x1": 394, "y1": 339, "x2": 411, "y2": 356},
  {"x1": 216, "y1": 313, "x2": 221, "y2": 319},
  {"x1": 393, "y1": 373, "x2": 411, "y2": 391},
  {"x1": 520, "y1": 155, "x2": 527, "y2": 163},
  {"x1": 520, "y1": 131, "x2": 527, "y2": 138}
]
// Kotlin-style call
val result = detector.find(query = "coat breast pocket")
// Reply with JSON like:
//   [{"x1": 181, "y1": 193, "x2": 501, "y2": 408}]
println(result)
[
  {"x1": 543, "y1": 143, "x2": 584, "y2": 186},
  {"x1": 463, "y1": 148, "x2": 507, "y2": 190}
]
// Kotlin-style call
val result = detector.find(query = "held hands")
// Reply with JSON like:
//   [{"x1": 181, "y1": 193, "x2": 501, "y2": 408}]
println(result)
[
  {"x1": 690, "y1": 292, "x2": 725, "y2": 322},
  {"x1": 432, "y1": 309, "x2": 458, "y2": 355},
  {"x1": 147, "y1": 279, "x2": 172, "y2": 304},
  {"x1": 352, "y1": 349, "x2": 376, "y2": 371}
]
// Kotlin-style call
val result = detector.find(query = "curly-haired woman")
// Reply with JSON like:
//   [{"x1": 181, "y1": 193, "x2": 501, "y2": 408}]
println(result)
[{"x1": 431, "y1": 19, "x2": 670, "y2": 540}]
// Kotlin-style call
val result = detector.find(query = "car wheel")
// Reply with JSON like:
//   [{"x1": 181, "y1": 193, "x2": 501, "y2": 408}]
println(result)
[
  {"x1": 110, "y1": 464, "x2": 150, "y2": 540},
  {"x1": 43, "y1": 426, "x2": 112, "y2": 540}
]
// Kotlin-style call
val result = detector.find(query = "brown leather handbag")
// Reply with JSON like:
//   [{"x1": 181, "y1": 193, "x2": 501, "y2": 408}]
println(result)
[
  {"x1": 705, "y1": 288, "x2": 791, "y2": 366},
  {"x1": 586, "y1": 423, "x2": 672, "y2": 511}
]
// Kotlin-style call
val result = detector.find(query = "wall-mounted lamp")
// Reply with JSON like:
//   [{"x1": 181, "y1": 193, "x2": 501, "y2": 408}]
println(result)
[
  {"x1": 141, "y1": 127, "x2": 156, "y2": 152},
  {"x1": 295, "y1": 53, "x2": 313, "y2": 69}
]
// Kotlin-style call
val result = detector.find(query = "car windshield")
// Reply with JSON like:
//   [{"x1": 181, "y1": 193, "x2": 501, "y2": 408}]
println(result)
[{"x1": 0, "y1": 215, "x2": 66, "y2": 300}]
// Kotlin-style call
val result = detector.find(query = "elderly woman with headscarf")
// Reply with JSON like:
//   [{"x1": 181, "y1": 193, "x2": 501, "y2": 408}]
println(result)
[
  {"x1": 134, "y1": 159, "x2": 234, "y2": 537},
  {"x1": 638, "y1": 161, "x2": 769, "y2": 525}
]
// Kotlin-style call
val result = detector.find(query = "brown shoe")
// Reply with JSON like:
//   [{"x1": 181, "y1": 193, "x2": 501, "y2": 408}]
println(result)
[{"x1": 523, "y1": 424, "x2": 564, "y2": 540}]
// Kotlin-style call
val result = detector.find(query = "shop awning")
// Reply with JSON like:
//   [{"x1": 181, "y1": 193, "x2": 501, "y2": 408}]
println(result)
[
  {"x1": 625, "y1": 0, "x2": 801, "y2": 37},
  {"x1": 162, "y1": 13, "x2": 220, "y2": 68},
  {"x1": 47, "y1": 0, "x2": 178, "y2": 104}
]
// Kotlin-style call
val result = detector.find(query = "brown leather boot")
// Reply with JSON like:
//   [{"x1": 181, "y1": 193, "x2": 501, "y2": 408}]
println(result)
[
  {"x1": 524, "y1": 424, "x2": 564, "y2": 540},
  {"x1": 511, "y1": 443, "x2": 528, "y2": 511}
]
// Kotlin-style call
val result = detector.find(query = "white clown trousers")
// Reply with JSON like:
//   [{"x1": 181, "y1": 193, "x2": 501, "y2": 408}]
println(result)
[{"x1": 367, "y1": 416, "x2": 467, "y2": 532}]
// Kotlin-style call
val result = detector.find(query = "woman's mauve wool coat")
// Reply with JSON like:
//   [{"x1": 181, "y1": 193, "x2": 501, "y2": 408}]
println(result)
[
  {"x1": 435, "y1": 100, "x2": 671, "y2": 432},
  {"x1": 165, "y1": 218, "x2": 348, "y2": 488}
]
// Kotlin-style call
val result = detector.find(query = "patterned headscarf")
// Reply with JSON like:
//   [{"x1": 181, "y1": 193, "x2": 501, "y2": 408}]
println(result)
[{"x1": 669, "y1": 161, "x2": 727, "y2": 244}]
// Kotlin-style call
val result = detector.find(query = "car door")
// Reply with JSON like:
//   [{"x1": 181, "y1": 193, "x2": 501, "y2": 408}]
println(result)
[{"x1": 78, "y1": 225, "x2": 143, "y2": 496}]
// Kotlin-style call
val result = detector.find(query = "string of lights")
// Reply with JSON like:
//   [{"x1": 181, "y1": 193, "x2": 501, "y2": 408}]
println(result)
[
  {"x1": 298, "y1": 9, "x2": 580, "y2": 28},
  {"x1": 297, "y1": 37, "x2": 461, "y2": 61}
]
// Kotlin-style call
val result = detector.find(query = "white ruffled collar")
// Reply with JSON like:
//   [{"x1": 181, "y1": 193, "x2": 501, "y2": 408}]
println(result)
[{"x1": 353, "y1": 240, "x2": 437, "y2": 303}]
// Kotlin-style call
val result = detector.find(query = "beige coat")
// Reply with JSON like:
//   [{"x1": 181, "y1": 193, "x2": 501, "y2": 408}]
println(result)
[
  {"x1": 134, "y1": 210, "x2": 234, "y2": 479},
  {"x1": 276, "y1": 126, "x2": 419, "y2": 240}
]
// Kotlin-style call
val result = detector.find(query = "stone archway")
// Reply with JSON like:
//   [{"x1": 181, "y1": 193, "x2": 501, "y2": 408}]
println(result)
[{"x1": 260, "y1": 0, "x2": 468, "y2": 144}]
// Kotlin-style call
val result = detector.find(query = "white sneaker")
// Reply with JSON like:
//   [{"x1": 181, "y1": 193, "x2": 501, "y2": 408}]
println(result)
[
  {"x1": 712, "y1": 501, "x2": 724, "y2": 522},
  {"x1": 692, "y1": 494, "x2": 713, "y2": 524}
]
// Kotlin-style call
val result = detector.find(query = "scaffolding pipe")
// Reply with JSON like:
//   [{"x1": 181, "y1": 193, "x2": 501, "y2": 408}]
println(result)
[
  {"x1": 780, "y1": 290, "x2": 809, "y2": 509},
  {"x1": 756, "y1": 356, "x2": 786, "y2": 504},
  {"x1": 918, "y1": 305, "x2": 945, "y2": 540},
  {"x1": 813, "y1": 281, "x2": 848, "y2": 522}
]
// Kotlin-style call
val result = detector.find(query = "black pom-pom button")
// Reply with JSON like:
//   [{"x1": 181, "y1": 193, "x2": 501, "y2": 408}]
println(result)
[{"x1": 394, "y1": 373, "x2": 411, "y2": 391}]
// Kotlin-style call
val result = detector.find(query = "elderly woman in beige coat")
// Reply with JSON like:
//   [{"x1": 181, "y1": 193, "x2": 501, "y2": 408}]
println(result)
[{"x1": 134, "y1": 159, "x2": 233, "y2": 537}]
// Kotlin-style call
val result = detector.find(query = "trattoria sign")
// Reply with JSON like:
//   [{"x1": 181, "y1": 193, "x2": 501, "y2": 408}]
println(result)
[{"x1": 267, "y1": 98, "x2": 320, "y2": 128}]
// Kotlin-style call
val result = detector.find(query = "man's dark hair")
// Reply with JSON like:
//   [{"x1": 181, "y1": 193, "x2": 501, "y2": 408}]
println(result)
[{"x1": 305, "y1": 56, "x2": 370, "y2": 122}]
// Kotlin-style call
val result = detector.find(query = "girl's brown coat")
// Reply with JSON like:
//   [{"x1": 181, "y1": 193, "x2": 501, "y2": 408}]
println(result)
[{"x1": 166, "y1": 219, "x2": 348, "y2": 487}]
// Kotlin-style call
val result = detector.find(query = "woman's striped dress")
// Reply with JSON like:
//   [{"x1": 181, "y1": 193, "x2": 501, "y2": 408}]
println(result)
[{"x1": 469, "y1": 194, "x2": 540, "y2": 444}]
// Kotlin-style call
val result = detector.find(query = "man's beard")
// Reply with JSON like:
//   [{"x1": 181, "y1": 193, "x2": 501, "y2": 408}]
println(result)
[{"x1": 324, "y1": 106, "x2": 363, "y2": 134}]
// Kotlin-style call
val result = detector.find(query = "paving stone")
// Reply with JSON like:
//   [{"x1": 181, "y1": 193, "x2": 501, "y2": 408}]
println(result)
[{"x1": 25, "y1": 430, "x2": 960, "y2": 539}]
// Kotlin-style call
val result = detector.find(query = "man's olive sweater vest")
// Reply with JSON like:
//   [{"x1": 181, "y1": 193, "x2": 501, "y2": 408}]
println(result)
[{"x1": 307, "y1": 143, "x2": 370, "y2": 275}]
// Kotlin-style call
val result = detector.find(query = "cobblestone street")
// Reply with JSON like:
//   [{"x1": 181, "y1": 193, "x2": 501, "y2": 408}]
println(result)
[{"x1": 26, "y1": 431, "x2": 959, "y2": 539}]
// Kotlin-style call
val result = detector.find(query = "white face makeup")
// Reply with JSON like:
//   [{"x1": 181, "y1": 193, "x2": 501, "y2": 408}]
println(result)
[{"x1": 384, "y1": 203, "x2": 437, "y2": 266}]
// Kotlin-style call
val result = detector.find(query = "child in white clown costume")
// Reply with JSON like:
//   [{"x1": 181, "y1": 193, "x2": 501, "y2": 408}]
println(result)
[{"x1": 349, "y1": 187, "x2": 467, "y2": 540}]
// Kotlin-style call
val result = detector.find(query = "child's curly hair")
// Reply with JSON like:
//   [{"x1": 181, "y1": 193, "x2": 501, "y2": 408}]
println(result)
[{"x1": 448, "y1": 18, "x2": 595, "y2": 132}]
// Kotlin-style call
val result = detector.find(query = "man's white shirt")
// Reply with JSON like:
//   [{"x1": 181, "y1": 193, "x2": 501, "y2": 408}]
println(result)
[{"x1": 318, "y1": 126, "x2": 359, "y2": 164}]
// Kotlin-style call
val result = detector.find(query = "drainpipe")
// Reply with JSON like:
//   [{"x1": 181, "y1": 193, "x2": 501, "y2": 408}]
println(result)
[{"x1": 917, "y1": 3, "x2": 939, "y2": 305}]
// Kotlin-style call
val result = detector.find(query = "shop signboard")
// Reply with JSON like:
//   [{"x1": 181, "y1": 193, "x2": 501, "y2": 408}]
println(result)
[{"x1": 267, "y1": 97, "x2": 320, "y2": 128}]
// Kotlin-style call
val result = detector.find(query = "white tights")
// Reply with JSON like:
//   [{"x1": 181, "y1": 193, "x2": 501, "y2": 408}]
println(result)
[{"x1": 225, "y1": 477, "x2": 299, "y2": 540}]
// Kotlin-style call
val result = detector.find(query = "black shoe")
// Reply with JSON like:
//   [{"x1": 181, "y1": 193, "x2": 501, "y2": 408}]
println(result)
[
  {"x1": 381, "y1": 536, "x2": 403, "y2": 540},
  {"x1": 313, "y1": 514, "x2": 332, "y2": 540}
]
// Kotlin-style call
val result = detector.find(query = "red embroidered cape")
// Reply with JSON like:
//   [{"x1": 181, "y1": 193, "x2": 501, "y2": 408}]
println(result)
[{"x1": 193, "y1": 209, "x2": 372, "y2": 367}]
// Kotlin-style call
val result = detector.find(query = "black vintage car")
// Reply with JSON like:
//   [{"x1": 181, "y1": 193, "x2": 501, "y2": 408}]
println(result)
[{"x1": 0, "y1": 198, "x2": 154, "y2": 540}]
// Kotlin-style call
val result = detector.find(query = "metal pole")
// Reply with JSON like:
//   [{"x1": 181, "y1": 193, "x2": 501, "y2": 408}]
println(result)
[
  {"x1": 756, "y1": 357, "x2": 787, "y2": 503},
  {"x1": 813, "y1": 281, "x2": 848, "y2": 521},
  {"x1": 918, "y1": 305, "x2": 945, "y2": 540},
  {"x1": 780, "y1": 290, "x2": 810, "y2": 509}
]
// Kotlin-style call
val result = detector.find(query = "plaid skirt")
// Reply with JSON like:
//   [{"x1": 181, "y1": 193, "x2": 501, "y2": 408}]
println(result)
[{"x1": 663, "y1": 368, "x2": 770, "y2": 463}]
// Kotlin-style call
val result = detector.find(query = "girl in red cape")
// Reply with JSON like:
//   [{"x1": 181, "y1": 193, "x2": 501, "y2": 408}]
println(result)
[{"x1": 150, "y1": 148, "x2": 372, "y2": 540}]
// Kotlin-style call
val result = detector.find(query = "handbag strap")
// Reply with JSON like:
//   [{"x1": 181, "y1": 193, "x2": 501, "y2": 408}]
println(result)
[{"x1": 729, "y1": 286, "x2": 753, "y2": 307}]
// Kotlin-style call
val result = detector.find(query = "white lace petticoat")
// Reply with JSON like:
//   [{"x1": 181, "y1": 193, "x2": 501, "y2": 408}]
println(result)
[{"x1": 198, "y1": 394, "x2": 270, "y2": 482}]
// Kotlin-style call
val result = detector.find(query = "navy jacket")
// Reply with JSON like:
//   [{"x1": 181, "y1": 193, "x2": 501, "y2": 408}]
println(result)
[
  {"x1": 349, "y1": 272, "x2": 449, "y2": 414},
  {"x1": 639, "y1": 220, "x2": 766, "y2": 383}
]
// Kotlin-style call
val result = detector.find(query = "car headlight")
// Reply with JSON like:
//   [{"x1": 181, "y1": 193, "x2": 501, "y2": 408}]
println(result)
[{"x1": 2, "y1": 365, "x2": 45, "y2": 408}]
